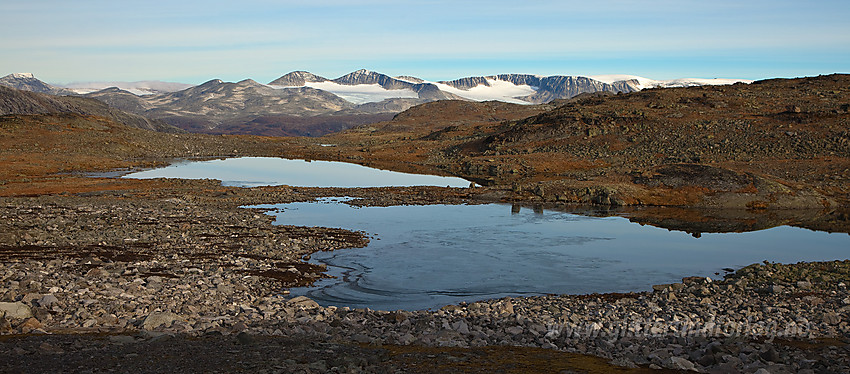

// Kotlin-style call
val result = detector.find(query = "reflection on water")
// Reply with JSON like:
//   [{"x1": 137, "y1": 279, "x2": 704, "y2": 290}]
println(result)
[
  {"x1": 122, "y1": 157, "x2": 470, "y2": 187},
  {"x1": 256, "y1": 200, "x2": 850, "y2": 311}
]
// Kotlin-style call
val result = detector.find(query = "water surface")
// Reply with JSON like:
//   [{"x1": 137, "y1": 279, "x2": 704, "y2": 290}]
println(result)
[
  {"x1": 123, "y1": 157, "x2": 470, "y2": 187},
  {"x1": 257, "y1": 199, "x2": 850, "y2": 311}
]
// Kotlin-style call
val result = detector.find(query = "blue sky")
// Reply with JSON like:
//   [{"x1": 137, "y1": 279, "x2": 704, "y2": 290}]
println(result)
[{"x1": 1, "y1": 0, "x2": 848, "y2": 84}]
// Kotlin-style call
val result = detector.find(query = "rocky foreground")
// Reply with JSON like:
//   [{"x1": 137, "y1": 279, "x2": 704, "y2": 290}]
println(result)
[
  {"x1": 0, "y1": 178, "x2": 847, "y2": 373},
  {"x1": 1, "y1": 192, "x2": 849, "y2": 373}
]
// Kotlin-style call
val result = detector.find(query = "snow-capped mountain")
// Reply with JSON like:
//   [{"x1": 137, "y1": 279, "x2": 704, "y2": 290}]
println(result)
[
  {"x1": 268, "y1": 69, "x2": 462, "y2": 104},
  {"x1": 270, "y1": 70, "x2": 646, "y2": 105},
  {"x1": 435, "y1": 74, "x2": 644, "y2": 104}
]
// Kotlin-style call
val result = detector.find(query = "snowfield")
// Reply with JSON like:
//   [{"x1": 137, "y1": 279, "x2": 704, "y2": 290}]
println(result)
[
  {"x1": 270, "y1": 81, "x2": 419, "y2": 104},
  {"x1": 431, "y1": 78, "x2": 537, "y2": 104}
]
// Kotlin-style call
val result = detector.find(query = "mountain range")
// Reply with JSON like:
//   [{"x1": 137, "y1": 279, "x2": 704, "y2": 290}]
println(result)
[
  {"x1": 0, "y1": 70, "x2": 752, "y2": 136},
  {"x1": 0, "y1": 85, "x2": 181, "y2": 133}
]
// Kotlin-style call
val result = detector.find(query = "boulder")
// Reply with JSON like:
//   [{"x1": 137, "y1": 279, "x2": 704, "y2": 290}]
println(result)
[
  {"x1": 18, "y1": 317, "x2": 43, "y2": 333},
  {"x1": 493, "y1": 299, "x2": 514, "y2": 316},
  {"x1": 0, "y1": 302, "x2": 33, "y2": 319},
  {"x1": 287, "y1": 296, "x2": 320, "y2": 309},
  {"x1": 37, "y1": 294, "x2": 59, "y2": 307},
  {"x1": 822, "y1": 311, "x2": 841, "y2": 325},
  {"x1": 142, "y1": 312, "x2": 181, "y2": 330},
  {"x1": 667, "y1": 356, "x2": 696, "y2": 371}
]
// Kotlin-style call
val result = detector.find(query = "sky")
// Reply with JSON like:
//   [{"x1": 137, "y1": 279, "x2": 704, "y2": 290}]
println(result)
[{"x1": 1, "y1": 0, "x2": 848, "y2": 85}]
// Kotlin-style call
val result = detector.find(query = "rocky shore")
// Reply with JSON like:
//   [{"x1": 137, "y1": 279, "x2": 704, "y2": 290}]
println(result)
[
  {"x1": 2, "y1": 256, "x2": 849, "y2": 372},
  {"x1": 2, "y1": 189, "x2": 849, "y2": 372}
]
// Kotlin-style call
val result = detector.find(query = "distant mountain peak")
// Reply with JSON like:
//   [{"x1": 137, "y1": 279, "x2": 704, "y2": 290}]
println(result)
[
  {"x1": 335, "y1": 69, "x2": 389, "y2": 81},
  {"x1": 268, "y1": 71, "x2": 328, "y2": 86},
  {"x1": 332, "y1": 70, "x2": 411, "y2": 91},
  {"x1": 395, "y1": 75, "x2": 424, "y2": 84},
  {"x1": 199, "y1": 79, "x2": 224, "y2": 86},
  {"x1": 236, "y1": 78, "x2": 260, "y2": 86},
  {"x1": 0, "y1": 72, "x2": 74, "y2": 96}
]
